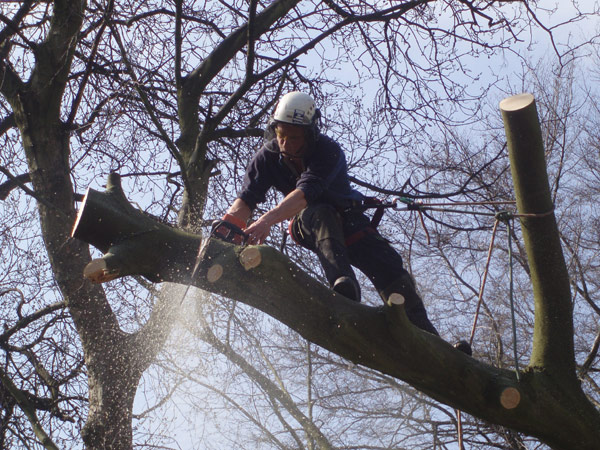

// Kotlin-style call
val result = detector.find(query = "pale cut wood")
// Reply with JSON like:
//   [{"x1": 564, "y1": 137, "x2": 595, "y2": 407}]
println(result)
[
  {"x1": 499, "y1": 93, "x2": 534, "y2": 112},
  {"x1": 500, "y1": 387, "x2": 521, "y2": 410},
  {"x1": 83, "y1": 259, "x2": 120, "y2": 284},
  {"x1": 388, "y1": 293, "x2": 405, "y2": 306},
  {"x1": 239, "y1": 247, "x2": 262, "y2": 270},
  {"x1": 207, "y1": 264, "x2": 223, "y2": 283}
]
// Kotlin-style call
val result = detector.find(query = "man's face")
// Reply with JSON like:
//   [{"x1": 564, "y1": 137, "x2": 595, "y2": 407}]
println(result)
[{"x1": 275, "y1": 123, "x2": 306, "y2": 158}]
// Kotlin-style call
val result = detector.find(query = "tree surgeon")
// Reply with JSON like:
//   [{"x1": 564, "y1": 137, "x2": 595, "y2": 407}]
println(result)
[{"x1": 214, "y1": 92, "x2": 469, "y2": 351}]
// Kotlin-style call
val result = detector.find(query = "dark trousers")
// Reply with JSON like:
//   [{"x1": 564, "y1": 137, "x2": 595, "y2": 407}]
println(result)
[{"x1": 292, "y1": 203, "x2": 439, "y2": 335}]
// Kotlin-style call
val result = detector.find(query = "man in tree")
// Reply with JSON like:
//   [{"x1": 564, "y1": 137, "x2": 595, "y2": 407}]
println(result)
[{"x1": 215, "y1": 91, "x2": 441, "y2": 337}]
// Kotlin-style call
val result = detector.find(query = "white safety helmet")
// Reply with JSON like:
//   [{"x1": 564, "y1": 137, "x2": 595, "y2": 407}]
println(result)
[{"x1": 272, "y1": 92, "x2": 318, "y2": 126}]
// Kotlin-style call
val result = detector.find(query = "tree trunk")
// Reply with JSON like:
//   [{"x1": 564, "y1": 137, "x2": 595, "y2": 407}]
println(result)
[{"x1": 1, "y1": 2, "x2": 176, "y2": 446}]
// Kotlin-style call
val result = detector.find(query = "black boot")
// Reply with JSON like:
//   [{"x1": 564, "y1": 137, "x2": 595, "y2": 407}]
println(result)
[
  {"x1": 333, "y1": 276, "x2": 361, "y2": 302},
  {"x1": 454, "y1": 340, "x2": 472, "y2": 356},
  {"x1": 315, "y1": 238, "x2": 361, "y2": 302}
]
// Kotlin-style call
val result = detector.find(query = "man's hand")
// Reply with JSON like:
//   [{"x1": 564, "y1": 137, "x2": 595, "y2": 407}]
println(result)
[
  {"x1": 245, "y1": 216, "x2": 273, "y2": 245},
  {"x1": 245, "y1": 189, "x2": 307, "y2": 245}
]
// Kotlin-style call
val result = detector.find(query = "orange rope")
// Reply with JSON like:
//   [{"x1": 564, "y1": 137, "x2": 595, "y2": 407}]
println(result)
[
  {"x1": 453, "y1": 207, "x2": 553, "y2": 449},
  {"x1": 417, "y1": 210, "x2": 431, "y2": 245},
  {"x1": 456, "y1": 409, "x2": 465, "y2": 449},
  {"x1": 469, "y1": 219, "x2": 500, "y2": 346}
]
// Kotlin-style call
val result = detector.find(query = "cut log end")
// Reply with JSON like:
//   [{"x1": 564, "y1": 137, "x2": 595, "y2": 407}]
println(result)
[
  {"x1": 387, "y1": 293, "x2": 405, "y2": 306},
  {"x1": 207, "y1": 264, "x2": 223, "y2": 283},
  {"x1": 239, "y1": 247, "x2": 261, "y2": 270},
  {"x1": 83, "y1": 259, "x2": 120, "y2": 284},
  {"x1": 499, "y1": 93, "x2": 534, "y2": 112},
  {"x1": 500, "y1": 386, "x2": 521, "y2": 410}
]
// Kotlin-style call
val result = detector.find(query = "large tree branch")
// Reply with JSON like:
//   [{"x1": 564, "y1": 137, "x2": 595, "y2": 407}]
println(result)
[
  {"x1": 29, "y1": 0, "x2": 85, "y2": 112},
  {"x1": 72, "y1": 165, "x2": 600, "y2": 450}
]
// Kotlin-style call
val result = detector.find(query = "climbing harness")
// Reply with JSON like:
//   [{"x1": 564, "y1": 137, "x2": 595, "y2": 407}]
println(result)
[{"x1": 342, "y1": 197, "x2": 385, "y2": 246}]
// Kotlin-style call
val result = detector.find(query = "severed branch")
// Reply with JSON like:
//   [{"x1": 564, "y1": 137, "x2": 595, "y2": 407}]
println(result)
[{"x1": 71, "y1": 172, "x2": 200, "y2": 283}]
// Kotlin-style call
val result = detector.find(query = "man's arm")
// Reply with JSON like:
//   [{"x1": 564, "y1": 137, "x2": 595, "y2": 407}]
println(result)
[
  {"x1": 244, "y1": 189, "x2": 307, "y2": 245},
  {"x1": 226, "y1": 198, "x2": 253, "y2": 225}
]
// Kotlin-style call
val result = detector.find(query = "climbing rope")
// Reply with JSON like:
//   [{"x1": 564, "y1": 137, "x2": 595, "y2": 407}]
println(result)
[
  {"x1": 391, "y1": 199, "x2": 528, "y2": 378},
  {"x1": 455, "y1": 210, "x2": 522, "y2": 450},
  {"x1": 501, "y1": 212, "x2": 521, "y2": 382},
  {"x1": 469, "y1": 219, "x2": 499, "y2": 347},
  {"x1": 358, "y1": 197, "x2": 517, "y2": 245},
  {"x1": 464, "y1": 211, "x2": 520, "y2": 380},
  {"x1": 389, "y1": 201, "x2": 521, "y2": 450},
  {"x1": 391, "y1": 196, "x2": 516, "y2": 216}
]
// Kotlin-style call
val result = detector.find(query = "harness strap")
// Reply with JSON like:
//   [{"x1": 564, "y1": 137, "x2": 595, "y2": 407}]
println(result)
[
  {"x1": 288, "y1": 219, "x2": 299, "y2": 244},
  {"x1": 343, "y1": 197, "x2": 385, "y2": 246},
  {"x1": 363, "y1": 196, "x2": 385, "y2": 228},
  {"x1": 345, "y1": 226, "x2": 377, "y2": 247},
  {"x1": 287, "y1": 197, "x2": 386, "y2": 247}
]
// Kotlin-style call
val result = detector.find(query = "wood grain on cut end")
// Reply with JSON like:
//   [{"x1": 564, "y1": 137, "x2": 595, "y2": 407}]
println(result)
[
  {"x1": 500, "y1": 387, "x2": 521, "y2": 410},
  {"x1": 240, "y1": 247, "x2": 261, "y2": 270},
  {"x1": 83, "y1": 259, "x2": 119, "y2": 284},
  {"x1": 387, "y1": 293, "x2": 405, "y2": 306},
  {"x1": 207, "y1": 264, "x2": 223, "y2": 283},
  {"x1": 499, "y1": 93, "x2": 534, "y2": 112}
]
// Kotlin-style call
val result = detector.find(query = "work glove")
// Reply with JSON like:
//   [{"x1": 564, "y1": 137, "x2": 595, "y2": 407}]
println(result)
[{"x1": 210, "y1": 214, "x2": 248, "y2": 245}]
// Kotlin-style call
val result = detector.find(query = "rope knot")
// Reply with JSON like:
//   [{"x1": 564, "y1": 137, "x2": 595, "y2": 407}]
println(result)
[{"x1": 495, "y1": 210, "x2": 513, "y2": 222}]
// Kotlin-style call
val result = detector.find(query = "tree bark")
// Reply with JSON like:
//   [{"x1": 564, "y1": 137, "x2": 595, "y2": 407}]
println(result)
[{"x1": 500, "y1": 93, "x2": 576, "y2": 378}]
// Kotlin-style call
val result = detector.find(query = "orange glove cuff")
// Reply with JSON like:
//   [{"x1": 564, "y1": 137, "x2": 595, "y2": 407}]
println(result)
[{"x1": 222, "y1": 213, "x2": 247, "y2": 230}]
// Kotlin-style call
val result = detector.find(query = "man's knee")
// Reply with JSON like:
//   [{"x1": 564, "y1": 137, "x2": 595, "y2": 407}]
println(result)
[
  {"x1": 299, "y1": 204, "x2": 339, "y2": 226},
  {"x1": 292, "y1": 204, "x2": 343, "y2": 248}
]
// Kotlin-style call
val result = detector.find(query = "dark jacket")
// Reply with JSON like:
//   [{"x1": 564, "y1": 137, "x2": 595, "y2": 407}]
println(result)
[{"x1": 238, "y1": 134, "x2": 364, "y2": 210}]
